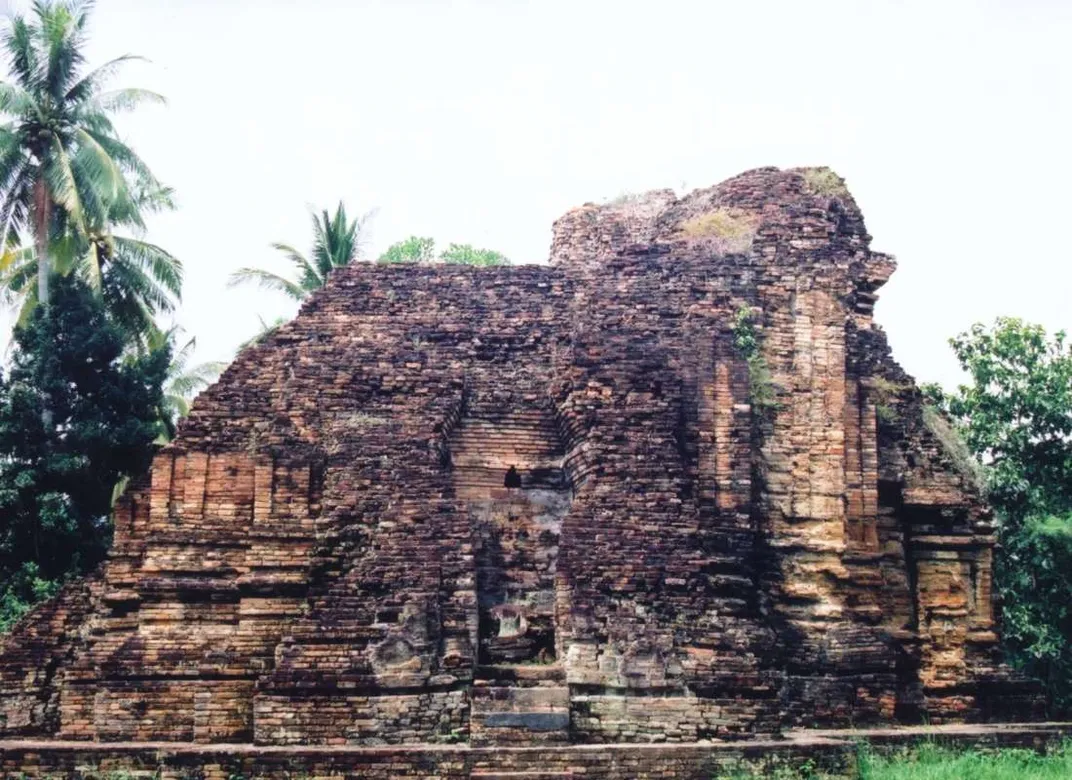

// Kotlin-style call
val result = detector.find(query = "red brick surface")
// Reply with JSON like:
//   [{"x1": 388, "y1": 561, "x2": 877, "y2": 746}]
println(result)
[{"x1": 0, "y1": 167, "x2": 1043, "y2": 750}]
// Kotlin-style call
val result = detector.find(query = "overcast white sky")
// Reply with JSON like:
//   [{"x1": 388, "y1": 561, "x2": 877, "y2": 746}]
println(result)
[{"x1": 1, "y1": 0, "x2": 1070, "y2": 389}]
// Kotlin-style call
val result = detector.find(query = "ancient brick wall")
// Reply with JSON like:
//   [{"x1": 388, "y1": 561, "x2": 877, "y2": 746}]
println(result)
[{"x1": 0, "y1": 167, "x2": 1042, "y2": 749}]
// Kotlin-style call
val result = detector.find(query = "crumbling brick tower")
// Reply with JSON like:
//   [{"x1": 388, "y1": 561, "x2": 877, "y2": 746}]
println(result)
[{"x1": 0, "y1": 167, "x2": 1040, "y2": 746}]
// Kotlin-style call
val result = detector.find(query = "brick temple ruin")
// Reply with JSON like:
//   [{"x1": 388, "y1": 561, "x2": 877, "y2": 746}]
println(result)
[{"x1": 0, "y1": 167, "x2": 1049, "y2": 775}]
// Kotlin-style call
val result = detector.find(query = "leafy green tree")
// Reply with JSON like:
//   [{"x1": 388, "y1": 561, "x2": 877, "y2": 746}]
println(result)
[
  {"x1": 377, "y1": 235, "x2": 436, "y2": 265},
  {"x1": 228, "y1": 202, "x2": 370, "y2": 301},
  {"x1": 0, "y1": 0, "x2": 167, "y2": 310},
  {"x1": 377, "y1": 236, "x2": 510, "y2": 266},
  {"x1": 933, "y1": 317, "x2": 1072, "y2": 710},
  {"x1": 439, "y1": 242, "x2": 510, "y2": 266},
  {"x1": 0, "y1": 274, "x2": 168, "y2": 629}
]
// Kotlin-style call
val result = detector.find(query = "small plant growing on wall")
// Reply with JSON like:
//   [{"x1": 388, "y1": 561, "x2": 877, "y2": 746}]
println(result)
[
  {"x1": 732, "y1": 306, "x2": 780, "y2": 415},
  {"x1": 679, "y1": 209, "x2": 758, "y2": 255},
  {"x1": 801, "y1": 168, "x2": 849, "y2": 198},
  {"x1": 869, "y1": 376, "x2": 910, "y2": 425}
]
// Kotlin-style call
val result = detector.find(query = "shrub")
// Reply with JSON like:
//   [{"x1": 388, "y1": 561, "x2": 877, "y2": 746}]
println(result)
[{"x1": 802, "y1": 168, "x2": 849, "y2": 198}]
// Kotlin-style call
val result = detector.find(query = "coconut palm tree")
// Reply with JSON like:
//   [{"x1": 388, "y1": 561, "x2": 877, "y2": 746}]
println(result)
[
  {"x1": 0, "y1": 0, "x2": 167, "y2": 310},
  {"x1": 228, "y1": 202, "x2": 371, "y2": 301},
  {"x1": 0, "y1": 184, "x2": 183, "y2": 348}
]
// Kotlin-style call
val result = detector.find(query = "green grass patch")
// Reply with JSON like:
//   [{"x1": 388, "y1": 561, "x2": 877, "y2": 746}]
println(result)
[{"x1": 857, "y1": 742, "x2": 1072, "y2": 780}]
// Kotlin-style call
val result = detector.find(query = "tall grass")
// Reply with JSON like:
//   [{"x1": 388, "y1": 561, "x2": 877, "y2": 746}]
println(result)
[{"x1": 857, "y1": 741, "x2": 1072, "y2": 780}]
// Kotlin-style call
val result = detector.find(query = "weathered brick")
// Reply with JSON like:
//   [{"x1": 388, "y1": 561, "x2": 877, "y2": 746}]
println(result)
[{"x1": 0, "y1": 167, "x2": 1043, "y2": 753}]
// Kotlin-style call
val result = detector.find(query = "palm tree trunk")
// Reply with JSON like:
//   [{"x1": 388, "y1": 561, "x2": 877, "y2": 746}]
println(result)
[
  {"x1": 32, "y1": 174, "x2": 53, "y2": 430},
  {"x1": 32, "y1": 175, "x2": 50, "y2": 309}
]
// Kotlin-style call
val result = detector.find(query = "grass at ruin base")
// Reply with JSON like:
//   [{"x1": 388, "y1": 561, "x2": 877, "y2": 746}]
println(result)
[
  {"x1": 5, "y1": 739, "x2": 1070, "y2": 778},
  {"x1": 853, "y1": 742, "x2": 1072, "y2": 780},
  {"x1": 726, "y1": 741, "x2": 1072, "y2": 779}
]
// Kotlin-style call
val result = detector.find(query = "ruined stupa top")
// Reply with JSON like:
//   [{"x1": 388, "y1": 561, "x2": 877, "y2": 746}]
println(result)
[{"x1": 549, "y1": 166, "x2": 882, "y2": 274}]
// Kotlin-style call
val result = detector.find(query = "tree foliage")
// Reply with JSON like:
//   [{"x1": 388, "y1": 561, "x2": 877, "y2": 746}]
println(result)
[
  {"x1": 933, "y1": 317, "x2": 1072, "y2": 711},
  {"x1": 0, "y1": 275, "x2": 168, "y2": 629},
  {"x1": 0, "y1": 0, "x2": 168, "y2": 310},
  {"x1": 377, "y1": 235, "x2": 510, "y2": 266},
  {"x1": 0, "y1": 225, "x2": 183, "y2": 348},
  {"x1": 439, "y1": 242, "x2": 509, "y2": 266},
  {"x1": 377, "y1": 235, "x2": 436, "y2": 265}
]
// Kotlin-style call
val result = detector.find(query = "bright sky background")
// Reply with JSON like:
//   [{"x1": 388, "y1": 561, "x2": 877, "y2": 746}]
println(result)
[{"x1": 1, "y1": 0, "x2": 1070, "y2": 390}]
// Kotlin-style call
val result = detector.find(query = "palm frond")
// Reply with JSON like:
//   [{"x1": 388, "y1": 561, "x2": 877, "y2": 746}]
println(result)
[
  {"x1": 310, "y1": 208, "x2": 332, "y2": 278},
  {"x1": 270, "y1": 241, "x2": 322, "y2": 291},
  {"x1": 13, "y1": 283, "x2": 38, "y2": 328},
  {"x1": 0, "y1": 155, "x2": 33, "y2": 247},
  {"x1": 157, "y1": 328, "x2": 227, "y2": 429},
  {"x1": 0, "y1": 244, "x2": 36, "y2": 304},
  {"x1": 167, "y1": 333, "x2": 196, "y2": 372},
  {"x1": 227, "y1": 266, "x2": 308, "y2": 301},
  {"x1": 79, "y1": 128, "x2": 150, "y2": 177},
  {"x1": 39, "y1": 0, "x2": 89, "y2": 102},
  {"x1": 2, "y1": 16, "x2": 42, "y2": 94},
  {"x1": 111, "y1": 235, "x2": 182, "y2": 299},
  {"x1": 64, "y1": 53, "x2": 146, "y2": 103},
  {"x1": 104, "y1": 251, "x2": 176, "y2": 314},
  {"x1": 0, "y1": 247, "x2": 40, "y2": 327},
  {"x1": 81, "y1": 237, "x2": 104, "y2": 293},
  {"x1": 168, "y1": 361, "x2": 226, "y2": 398},
  {"x1": 44, "y1": 137, "x2": 85, "y2": 233},
  {"x1": 73, "y1": 127, "x2": 125, "y2": 202},
  {"x1": 47, "y1": 227, "x2": 86, "y2": 276},
  {"x1": 68, "y1": 145, "x2": 111, "y2": 230},
  {"x1": 0, "y1": 81, "x2": 38, "y2": 117},
  {"x1": 133, "y1": 183, "x2": 176, "y2": 216},
  {"x1": 102, "y1": 287, "x2": 156, "y2": 348},
  {"x1": 92, "y1": 87, "x2": 165, "y2": 113}
]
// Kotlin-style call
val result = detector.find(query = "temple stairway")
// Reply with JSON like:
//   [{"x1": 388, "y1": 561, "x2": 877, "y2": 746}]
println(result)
[{"x1": 470, "y1": 664, "x2": 570, "y2": 746}]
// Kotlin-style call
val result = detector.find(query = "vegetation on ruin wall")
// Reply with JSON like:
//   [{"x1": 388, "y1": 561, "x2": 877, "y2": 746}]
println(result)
[
  {"x1": 679, "y1": 209, "x2": 758, "y2": 254},
  {"x1": 732, "y1": 306, "x2": 780, "y2": 415},
  {"x1": 801, "y1": 168, "x2": 850, "y2": 199},
  {"x1": 925, "y1": 318, "x2": 1072, "y2": 714}
]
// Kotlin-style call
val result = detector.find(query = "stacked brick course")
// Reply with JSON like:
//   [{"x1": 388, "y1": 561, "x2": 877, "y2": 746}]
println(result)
[{"x1": 0, "y1": 167, "x2": 1041, "y2": 757}]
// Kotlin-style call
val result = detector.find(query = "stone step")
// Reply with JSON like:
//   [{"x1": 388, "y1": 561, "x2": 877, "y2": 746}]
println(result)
[
  {"x1": 470, "y1": 773, "x2": 573, "y2": 779},
  {"x1": 476, "y1": 663, "x2": 566, "y2": 685},
  {"x1": 470, "y1": 684, "x2": 570, "y2": 746}
]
